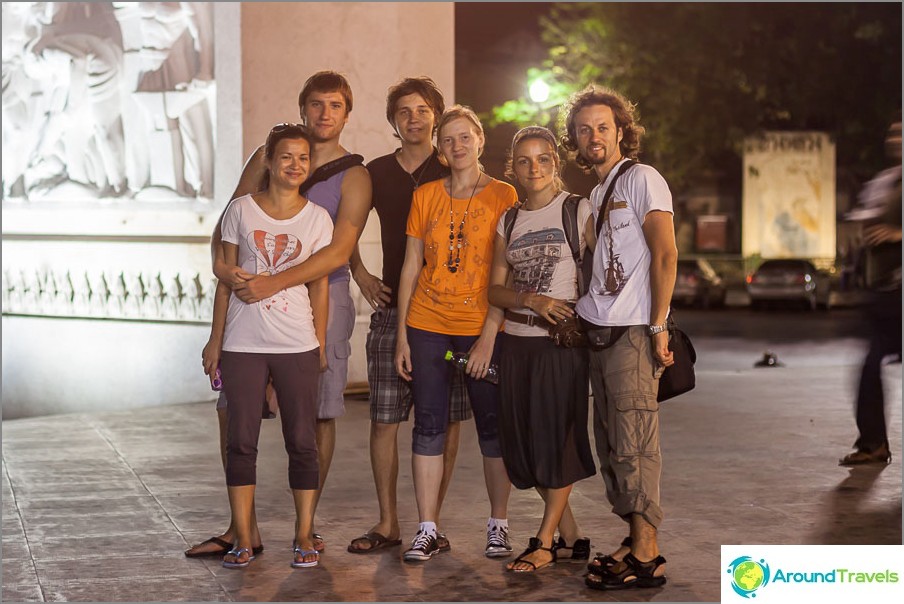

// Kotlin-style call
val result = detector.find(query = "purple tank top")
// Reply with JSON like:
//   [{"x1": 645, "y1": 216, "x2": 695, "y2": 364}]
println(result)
[{"x1": 307, "y1": 168, "x2": 349, "y2": 283}]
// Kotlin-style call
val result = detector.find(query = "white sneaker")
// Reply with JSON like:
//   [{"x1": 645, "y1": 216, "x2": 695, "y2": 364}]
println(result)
[{"x1": 485, "y1": 524, "x2": 512, "y2": 558}]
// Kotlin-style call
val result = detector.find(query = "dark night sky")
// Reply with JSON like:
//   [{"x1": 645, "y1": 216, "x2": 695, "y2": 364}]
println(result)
[
  {"x1": 455, "y1": 2, "x2": 598, "y2": 196},
  {"x1": 456, "y1": 3, "x2": 552, "y2": 178}
]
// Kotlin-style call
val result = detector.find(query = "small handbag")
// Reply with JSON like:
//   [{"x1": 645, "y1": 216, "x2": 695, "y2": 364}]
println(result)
[{"x1": 657, "y1": 321, "x2": 697, "y2": 402}]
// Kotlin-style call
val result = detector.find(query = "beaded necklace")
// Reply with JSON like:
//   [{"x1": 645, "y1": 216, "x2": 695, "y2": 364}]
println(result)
[{"x1": 445, "y1": 174, "x2": 482, "y2": 273}]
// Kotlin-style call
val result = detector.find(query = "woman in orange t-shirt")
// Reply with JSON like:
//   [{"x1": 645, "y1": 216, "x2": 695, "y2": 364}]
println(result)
[{"x1": 395, "y1": 106, "x2": 517, "y2": 562}]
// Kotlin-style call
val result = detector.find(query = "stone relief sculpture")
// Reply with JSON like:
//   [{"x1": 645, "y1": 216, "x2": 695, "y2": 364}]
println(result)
[
  {"x1": 1, "y1": 2, "x2": 215, "y2": 201},
  {"x1": 3, "y1": 267, "x2": 216, "y2": 323}
]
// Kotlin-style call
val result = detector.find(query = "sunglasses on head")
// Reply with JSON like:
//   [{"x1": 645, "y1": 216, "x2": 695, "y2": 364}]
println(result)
[{"x1": 270, "y1": 122, "x2": 305, "y2": 134}]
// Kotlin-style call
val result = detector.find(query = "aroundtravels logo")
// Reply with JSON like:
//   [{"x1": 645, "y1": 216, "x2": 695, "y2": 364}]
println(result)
[
  {"x1": 727, "y1": 556, "x2": 771, "y2": 598},
  {"x1": 722, "y1": 546, "x2": 904, "y2": 601},
  {"x1": 725, "y1": 551, "x2": 901, "y2": 599}
]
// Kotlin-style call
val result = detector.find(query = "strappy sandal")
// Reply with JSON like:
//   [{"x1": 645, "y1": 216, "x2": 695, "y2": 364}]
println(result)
[
  {"x1": 222, "y1": 547, "x2": 255, "y2": 569},
  {"x1": 505, "y1": 537, "x2": 557, "y2": 573},
  {"x1": 585, "y1": 552, "x2": 667, "y2": 590},
  {"x1": 291, "y1": 545, "x2": 320, "y2": 568},
  {"x1": 554, "y1": 536, "x2": 591, "y2": 561},
  {"x1": 587, "y1": 536, "x2": 632, "y2": 574}
]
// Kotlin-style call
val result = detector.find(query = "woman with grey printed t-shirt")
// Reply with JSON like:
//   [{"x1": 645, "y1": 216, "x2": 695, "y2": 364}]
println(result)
[
  {"x1": 488, "y1": 126, "x2": 596, "y2": 573},
  {"x1": 203, "y1": 123, "x2": 333, "y2": 571}
]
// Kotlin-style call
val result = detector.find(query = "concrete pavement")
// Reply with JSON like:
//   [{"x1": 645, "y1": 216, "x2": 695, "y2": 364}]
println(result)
[{"x1": 2, "y1": 338, "x2": 900, "y2": 602}]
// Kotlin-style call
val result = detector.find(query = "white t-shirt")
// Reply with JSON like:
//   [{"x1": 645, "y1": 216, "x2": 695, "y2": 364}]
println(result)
[
  {"x1": 221, "y1": 194, "x2": 333, "y2": 353},
  {"x1": 496, "y1": 191, "x2": 592, "y2": 337},
  {"x1": 576, "y1": 159, "x2": 673, "y2": 326}
]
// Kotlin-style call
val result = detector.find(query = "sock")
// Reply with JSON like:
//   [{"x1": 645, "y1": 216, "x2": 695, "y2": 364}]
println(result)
[
  {"x1": 418, "y1": 521, "x2": 437, "y2": 537},
  {"x1": 488, "y1": 517, "x2": 508, "y2": 530}
]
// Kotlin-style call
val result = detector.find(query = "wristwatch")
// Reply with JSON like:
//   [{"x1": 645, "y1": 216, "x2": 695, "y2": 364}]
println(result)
[{"x1": 647, "y1": 323, "x2": 667, "y2": 336}]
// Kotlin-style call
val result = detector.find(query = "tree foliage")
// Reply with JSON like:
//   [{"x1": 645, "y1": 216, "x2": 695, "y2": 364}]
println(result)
[{"x1": 491, "y1": 3, "x2": 902, "y2": 193}]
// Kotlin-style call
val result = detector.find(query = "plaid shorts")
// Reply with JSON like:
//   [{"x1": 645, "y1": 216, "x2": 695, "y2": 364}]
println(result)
[{"x1": 366, "y1": 307, "x2": 472, "y2": 424}]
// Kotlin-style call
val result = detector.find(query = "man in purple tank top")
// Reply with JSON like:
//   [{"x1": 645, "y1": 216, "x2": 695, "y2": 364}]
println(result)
[{"x1": 186, "y1": 71, "x2": 371, "y2": 558}]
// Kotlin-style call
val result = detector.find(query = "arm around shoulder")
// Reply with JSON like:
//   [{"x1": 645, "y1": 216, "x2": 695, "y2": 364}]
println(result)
[
  {"x1": 307, "y1": 275, "x2": 330, "y2": 371},
  {"x1": 233, "y1": 167, "x2": 372, "y2": 302},
  {"x1": 231, "y1": 145, "x2": 267, "y2": 201}
]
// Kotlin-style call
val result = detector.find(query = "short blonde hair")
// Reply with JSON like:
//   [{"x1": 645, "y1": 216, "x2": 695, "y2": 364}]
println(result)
[{"x1": 436, "y1": 105, "x2": 485, "y2": 166}]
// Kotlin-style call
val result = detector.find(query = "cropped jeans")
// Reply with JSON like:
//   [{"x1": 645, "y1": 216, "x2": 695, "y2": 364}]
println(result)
[{"x1": 406, "y1": 326, "x2": 502, "y2": 458}]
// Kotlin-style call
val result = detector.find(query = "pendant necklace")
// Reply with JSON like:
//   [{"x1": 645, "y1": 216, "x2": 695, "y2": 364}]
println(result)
[
  {"x1": 405, "y1": 151, "x2": 434, "y2": 191},
  {"x1": 445, "y1": 174, "x2": 482, "y2": 273}
]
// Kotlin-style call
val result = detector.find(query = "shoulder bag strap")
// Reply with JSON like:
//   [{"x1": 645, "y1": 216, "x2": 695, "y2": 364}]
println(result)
[
  {"x1": 594, "y1": 159, "x2": 637, "y2": 237},
  {"x1": 560, "y1": 193, "x2": 585, "y2": 295},
  {"x1": 298, "y1": 153, "x2": 364, "y2": 195},
  {"x1": 503, "y1": 206, "x2": 520, "y2": 245}
]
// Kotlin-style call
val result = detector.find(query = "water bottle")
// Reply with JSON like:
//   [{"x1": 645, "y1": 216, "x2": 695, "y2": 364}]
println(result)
[
  {"x1": 211, "y1": 365, "x2": 223, "y2": 391},
  {"x1": 444, "y1": 350, "x2": 499, "y2": 385}
]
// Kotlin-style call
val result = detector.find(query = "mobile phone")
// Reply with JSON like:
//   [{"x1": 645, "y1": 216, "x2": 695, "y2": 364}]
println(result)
[{"x1": 211, "y1": 365, "x2": 223, "y2": 391}]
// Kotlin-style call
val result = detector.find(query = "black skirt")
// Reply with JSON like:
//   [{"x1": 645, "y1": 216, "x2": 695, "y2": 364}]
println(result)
[{"x1": 498, "y1": 333, "x2": 596, "y2": 490}]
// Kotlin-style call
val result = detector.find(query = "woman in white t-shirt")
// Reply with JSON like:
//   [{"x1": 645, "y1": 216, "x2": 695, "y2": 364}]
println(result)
[
  {"x1": 488, "y1": 126, "x2": 596, "y2": 573},
  {"x1": 204, "y1": 123, "x2": 333, "y2": 570}
]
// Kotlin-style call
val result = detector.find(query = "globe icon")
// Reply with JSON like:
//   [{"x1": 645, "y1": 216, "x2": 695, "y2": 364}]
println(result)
[{"x1": 733, "y1": 560, "x2": 765, "y2": 592}]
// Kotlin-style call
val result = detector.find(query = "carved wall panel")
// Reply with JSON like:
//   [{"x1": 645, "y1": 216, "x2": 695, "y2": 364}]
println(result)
[
  {"x1": 3, "y1": 267, "x2": 215, "y2": 323},
  {"x1": 2, "y1": 2, "x2": 215, "y2": 202}
]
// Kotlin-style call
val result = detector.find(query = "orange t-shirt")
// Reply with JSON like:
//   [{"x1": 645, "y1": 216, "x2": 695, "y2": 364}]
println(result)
[{"x1": 406, "y1": 177, "x2": 518, "y2": 335}]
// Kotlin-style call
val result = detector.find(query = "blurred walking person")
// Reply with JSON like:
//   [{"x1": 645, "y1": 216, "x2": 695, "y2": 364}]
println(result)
[{"x1": 840, "y1": 115, "x2": 902, "y2": 466}]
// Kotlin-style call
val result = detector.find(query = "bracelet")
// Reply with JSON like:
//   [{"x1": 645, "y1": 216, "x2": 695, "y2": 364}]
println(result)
[
  {"x1": 647, "y1": 324, "x2": 667, "y2": 336},
  {"x1": 515, "y1": 292, "x2": 525, "y2": 309}
]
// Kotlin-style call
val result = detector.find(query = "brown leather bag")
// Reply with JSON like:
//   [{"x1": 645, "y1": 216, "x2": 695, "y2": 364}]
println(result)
[{"x1": 548, "y1": 315, "x2": 589, "y2": 348}]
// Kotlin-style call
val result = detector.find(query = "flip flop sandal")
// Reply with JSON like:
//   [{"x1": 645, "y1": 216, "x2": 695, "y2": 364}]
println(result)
[
  {"x1": 185, "y1": 536, "x2": 231, "y2": 558},
  {"x1": 185, "y1": 536, "x2": 264, "y2": 558},
  {"x1": 587, "y1": 537, "x2": 632, "y2": 575},
  {"x1": 313, "y1": 533, "x2": 325, "y2": 552},
  {"x1": 347, "y1": 531, "x2": 403, "y2": 554},
  {"x1": 291, "y1": 546, "x2": 320, "y2": 568},
  {"x1": 505, "y1": 537, "x2": 557, "y2": 573},
  {"x1": 585, "y1": 553, "x2": 667, "y2": 590},
  {"x1": 222, "y1": 547, "x2": 255, "y2": 569}
]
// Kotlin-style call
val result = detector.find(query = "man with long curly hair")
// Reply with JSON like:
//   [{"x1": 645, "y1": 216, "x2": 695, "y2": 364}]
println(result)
[{"x1": 561, "y1": 85, "x2": 677, "y2": 591}]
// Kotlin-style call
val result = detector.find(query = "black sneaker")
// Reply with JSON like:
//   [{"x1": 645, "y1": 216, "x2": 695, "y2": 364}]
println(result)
[
  {"x1": 485, "y1": 524, "x2": 512, "y2": 558},
  {"x1": 403, "y1": 530, "x2": 439, "y2": 562}
]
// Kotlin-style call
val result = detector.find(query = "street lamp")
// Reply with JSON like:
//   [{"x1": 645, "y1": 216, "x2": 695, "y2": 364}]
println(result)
[{"x1": 528, "y1": 78, "x2": 550, "y2": 104}]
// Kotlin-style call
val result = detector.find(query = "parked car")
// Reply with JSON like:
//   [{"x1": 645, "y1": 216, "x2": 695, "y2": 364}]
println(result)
[
  {"x1": 746, "y1": 259, "x2": 831, "y2": 310},
  {"x1": 673, "y1": 258, "x2": 727, "y2": 308}
]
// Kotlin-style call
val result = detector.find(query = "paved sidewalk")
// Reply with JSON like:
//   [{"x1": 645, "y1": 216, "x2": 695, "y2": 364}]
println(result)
[{"x1": 2, "y1": 343, "x2": 900, "y2": 602}]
